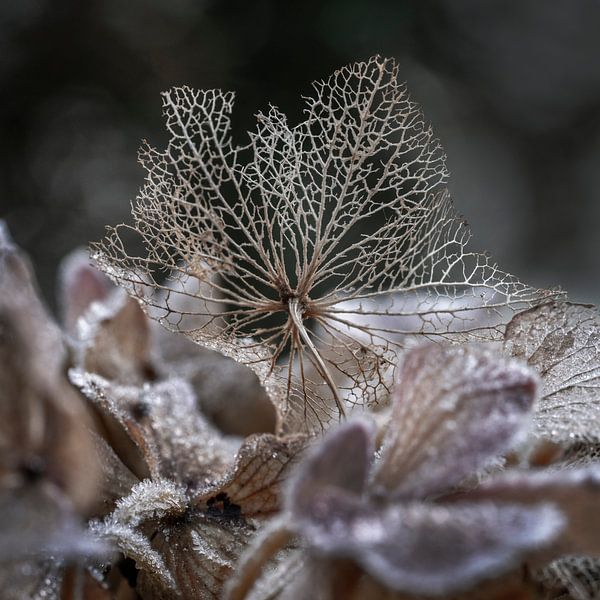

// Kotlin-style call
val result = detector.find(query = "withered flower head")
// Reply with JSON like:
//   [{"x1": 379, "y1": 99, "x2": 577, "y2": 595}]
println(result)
[{"x1": 227, "y1": 344, "x2": 600, "y2": 599}]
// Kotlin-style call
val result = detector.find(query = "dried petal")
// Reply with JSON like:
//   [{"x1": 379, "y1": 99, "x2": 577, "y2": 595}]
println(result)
[
  {"x1": 111, "y1": 479, "x2": 188, "y2": 528},
  {"x1": 91, "y1": 432, "x2": 138, "y2": 513},
  {"x1": 375, "y1": 344, "x2": 537, "y2": 500},
  {"x1": 58, "y1": 247, "x2": 113, "y2": 334},
  {"x1": 196, "y1": 433, "x2": 307, "y2": 517},
  {"x1": 138, "y1": 513, "x2": 254, "y2": 600},
  {"x1": 99, "y1": 480, "x2": 257, "y2": 599},
  {"x1": 298, "y1": 498, "x2": 563, "y2": 597},
  {"x1": 75, "y1": 290, "x2": 155, "y2": 384},
  {"x1": 0, "y1": 222, "x2": 99, "y2": 511},
  {"x1": 287, "y1": 420, "x2": 374, "y2": 521},
  {"x1": 462, "y1": 466, "x2": 600, "y2": 556},
  {"x1": 93, "y1": 519, "x2": 178, "y2": 594},
  {"x1": 71, "y1": 370, "x2": 234, "y2": 485},
  {"x1": 504, "y1": 302, "x2": 600, "y2": 445}
]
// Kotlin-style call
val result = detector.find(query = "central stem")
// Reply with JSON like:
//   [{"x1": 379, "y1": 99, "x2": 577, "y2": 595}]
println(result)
[{"x1": 288, "y1": 298, "x2": 346, "y2": 420}]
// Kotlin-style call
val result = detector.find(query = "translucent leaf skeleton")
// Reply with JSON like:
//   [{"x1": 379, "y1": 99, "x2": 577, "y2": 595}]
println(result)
[{"x1": 94, "y1": 56, "x2": 555, "y2": 430}]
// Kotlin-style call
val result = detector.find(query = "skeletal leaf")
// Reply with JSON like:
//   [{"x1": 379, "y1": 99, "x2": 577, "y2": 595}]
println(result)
[
  {"x1": 93, "y1": 56, "x2": 555, "y2": 430},
  {"x1": 374, "y1": 344, "x2": 538, "y2": 500},
  {"x1": 504, "y1": 302, "x2": 600, "y2": 445},
  {"x1": 536, "y1": 556, "x2": 600, "y2": 600}
]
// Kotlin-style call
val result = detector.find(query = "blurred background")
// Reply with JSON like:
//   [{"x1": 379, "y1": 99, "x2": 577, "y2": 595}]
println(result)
[{"x1": 1, "y1": 0, "x2": 600, "y2": 307}]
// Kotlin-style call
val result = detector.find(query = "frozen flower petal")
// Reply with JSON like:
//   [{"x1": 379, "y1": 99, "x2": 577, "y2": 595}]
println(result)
[
  {"x1": 462, "y1": 465, "x2": 600, "y2": 556},
  {"x1": 57, "y1": 247, "x2": 113, "y2": 334},
  {"x1": 287, "y1": 420, "x2": 374, "y2": 521},
  {"x1": 375, "y1": 344, "x2": 538, "y2": 500},
  {"x1": 301, "y1": 499, "x2": 563, "y2": 597}
]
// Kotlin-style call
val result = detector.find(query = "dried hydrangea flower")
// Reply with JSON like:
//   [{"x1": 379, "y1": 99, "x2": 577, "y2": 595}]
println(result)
[
  {"x1": 227, "y1": 344, "x2": 600, "y2": 600},
  {"x1": 70, "y1": 368, "x2": 306, "y2": 599},
  {"x1": 92, "y1": 56, "x2": 558, "y2": 431}
]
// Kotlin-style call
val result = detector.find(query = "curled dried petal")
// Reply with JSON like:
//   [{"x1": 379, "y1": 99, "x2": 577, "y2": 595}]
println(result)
[
  {"x1": 375, "y1": 344, "x2": 538, "y2": 500},
  {"x1": 287, "y1": 420, "x2": 374, "y2": 521}
]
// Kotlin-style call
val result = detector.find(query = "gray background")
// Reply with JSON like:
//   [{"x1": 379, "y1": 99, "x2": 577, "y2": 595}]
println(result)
[{"x1": 2, "y1": 0, "x2": 599, "y2": 306}]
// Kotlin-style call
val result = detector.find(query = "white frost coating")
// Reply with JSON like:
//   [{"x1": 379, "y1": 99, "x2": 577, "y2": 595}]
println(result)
[
  {"x1": 112, "y1": 479, "x2": 188, "y2": 527},
  {"x1": 92, "y1": 519, "x2": 177, "y2": 591}
]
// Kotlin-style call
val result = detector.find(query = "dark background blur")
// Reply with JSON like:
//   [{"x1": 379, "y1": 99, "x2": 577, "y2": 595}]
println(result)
[{"x1": 2, "y1": 0, "x2": 600, "y2": 307}]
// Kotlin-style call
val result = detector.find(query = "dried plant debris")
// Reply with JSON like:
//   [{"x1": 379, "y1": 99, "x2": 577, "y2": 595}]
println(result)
[
  {"x1": 504, "y1": 301, "x2": 600, "y2": 447},
  {"x1": 92, "y1": 55, "x2": 557, "y2": 430},
  {"x1": 70, "y1": 362, "x2": 306, "y2": 598},
  {"x1": 227, "y1": 344, "x2": 600, "y2": 600}
]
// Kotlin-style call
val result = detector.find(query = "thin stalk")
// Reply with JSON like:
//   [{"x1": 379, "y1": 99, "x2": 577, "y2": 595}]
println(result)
[{"x1": 288, "y1": 298, "x2": 346, "y2": 419}]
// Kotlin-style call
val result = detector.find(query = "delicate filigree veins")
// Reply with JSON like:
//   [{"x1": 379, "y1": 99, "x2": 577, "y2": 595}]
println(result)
[{"x1": 94, "y1": 56, "x2": 556, "y2": 430}]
